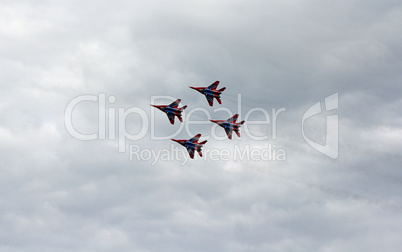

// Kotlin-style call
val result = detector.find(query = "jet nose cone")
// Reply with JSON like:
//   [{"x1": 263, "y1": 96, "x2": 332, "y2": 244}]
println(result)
[
  {"x1": 151, "y1": 105, "x2": 163, "y2": 110},
  {"x1": 190, "y1": 86, "x2": 204, "y2": 93},
  {"x1": 172, "y1": 139, "x2": 183, "y2": 145}
]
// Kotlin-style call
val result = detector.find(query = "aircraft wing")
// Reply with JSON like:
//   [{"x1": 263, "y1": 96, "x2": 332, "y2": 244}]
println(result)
[
  {"x1": 169, "y1": 99, "x2": 181, "y2": 108},
  {"x1": 197, "y1": 149, "x2": 203, "y2": 157},
  {"x1": 224, "y1": 127, "x2": 233, "y2": 140},
  {"x1": 207, "y1": 81, "x2": 219, "y2": 90},
  {"x1": 186, "y1": 147, "x2": 195, "y2": 159},
  {"x1": 167, "y1": 113, "x2": 175, "y2": 124},
  {"x1": 205, "y1": 94, "x2": 214, "y2": 106},
  {"x1": 226, "y1": 114, "x2": 239, "y2": 123},
  {"x1": 189, "y1": 133, "x2": 201, "y2": 143}
]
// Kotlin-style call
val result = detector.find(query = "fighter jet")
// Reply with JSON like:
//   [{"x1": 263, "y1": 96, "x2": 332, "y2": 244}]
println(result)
[
  {"x1": 210, "y1": 114, "x2": 245, "y2": 139},
  {"x1": 190, "y1": 81, "x2": 226, "y2": 106},
  {"x1": 151, "y1": 99, "x2": 187, "y2": 125},
  {"x1": 172, "y1": 134, "x2": 207, "y2": 159}
]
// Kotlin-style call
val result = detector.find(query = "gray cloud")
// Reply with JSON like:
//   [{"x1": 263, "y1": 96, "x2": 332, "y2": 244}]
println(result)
[{"x1": 1, "y1": 0, "x2": 402, "y2": 251}]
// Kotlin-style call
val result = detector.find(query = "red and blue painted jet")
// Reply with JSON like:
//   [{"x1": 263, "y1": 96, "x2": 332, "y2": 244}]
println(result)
[
  {"x1": 190, "y1": 81, "x2": 226, "y2": 106},
  {"x1": 210, "y1": 114, "x2": 245, "y2": 139},
  {"x1": 151, "y1": 99, "x2": 187, "y2": 125},
  {"x1": 172, "y1": 134, "x2": 207, "y2": 159}
]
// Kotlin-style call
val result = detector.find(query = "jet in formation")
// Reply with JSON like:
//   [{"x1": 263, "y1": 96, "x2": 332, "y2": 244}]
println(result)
[
  {"x1": 210, "y1": 114, "x2": 245, "y2": 139},
  {"x1": 172, "y1": 134, "x2": 207, "y2": 159},
  {"x1": 151, "y1": 99, "x2": 187, "y2": 125},
  {"x1": 190, "y1": 81, "x2": 226, "y2": 106}
]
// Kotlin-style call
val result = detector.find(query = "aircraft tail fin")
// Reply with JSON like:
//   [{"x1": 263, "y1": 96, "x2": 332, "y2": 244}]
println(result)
[
  {"x1": 180, "y1": 105, "x2": 187, "y2": 111},
  {"x1": 178, "y1": 115, "x2": 183, "y2": 122},
  {"x1": 218, "y1": 87, "x2": 226, "y2": 92},
  {"x1": 235, "y1": 131, "x2": 241, "y2": 137},
  {"x1": 216, "y1": 97, "x2": 222, "y2": 104},
  {"x1": 239, "y1": 120, "x2": 245, "y2": 125},
  {"x1": 199, "y1": 140, "x2": 207, "y2": 145}
]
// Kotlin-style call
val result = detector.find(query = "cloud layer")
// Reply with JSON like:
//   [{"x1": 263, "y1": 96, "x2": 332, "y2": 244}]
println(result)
[{"x1": 1, "y1": 0, "x2": 402, "y2": 251}]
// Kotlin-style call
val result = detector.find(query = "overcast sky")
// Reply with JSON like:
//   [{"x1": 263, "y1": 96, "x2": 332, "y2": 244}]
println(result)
[{"x1": 1, "y1": 0, "x2": 402, "y2": 251}]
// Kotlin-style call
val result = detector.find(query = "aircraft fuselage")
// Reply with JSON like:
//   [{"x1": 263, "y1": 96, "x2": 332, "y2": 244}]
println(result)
[
  {"x1": 163, "y1": 107, "x2": 181, "y2": 115},
  {"x1": 204, "y1": 89, "x2": 221, "y2": 97}
]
